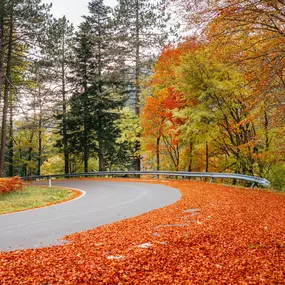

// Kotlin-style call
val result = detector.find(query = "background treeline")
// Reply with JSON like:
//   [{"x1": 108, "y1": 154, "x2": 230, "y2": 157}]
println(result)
[
  {"x1": 141, "y1": 0, "x2": 285, "y2": 190},
  {"x1": 0, "y1": 0, "x2": 285, "y2": 190}
]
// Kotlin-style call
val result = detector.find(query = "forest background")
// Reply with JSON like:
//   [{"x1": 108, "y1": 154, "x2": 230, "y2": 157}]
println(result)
[{"x1": 0, "y1": 0, "x2": 285, "y2": 190}]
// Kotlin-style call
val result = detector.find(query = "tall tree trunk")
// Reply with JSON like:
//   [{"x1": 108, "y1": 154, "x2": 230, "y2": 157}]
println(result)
[
  {"x1": 134, "y1": 0, "x2": 141, "y2": 171},
  {"x1": 37, "y1": 86, "x2": 42, "y2": 176},
  {"x1": 61, "y1": 31, "x2": 69, "y2": 174},
  {"x1": 83, "y1": 112, "x2": 88, "y2": 173},
  {"x1": 0, "y1": 0, "x2": 13, "y2": 177},
  {"x1": 176, "y1": 144, "x2": 180, "y2": 171},
  {"x1": 37, "y1": 120, "x2": 42, "y2": 175},
  {"x1": 205, "y1": 141, "x2": 209, "y2": 172},
  {"x1": 135, "y1": 0, "x2": 140, "y2": 118},
  {"x1": 264, "y1": 110, "x2": 269, "y2": 151},
  {"x1": 83, "y1": 60, "x2": 88, "y2": 173},
  {"x1": 188, "y1": 140, "x2": 193, "y2": 172},
  {"x1": 28, "y1": 135, "x2": 33, "y2": 176},
  {"x1": 156, "y1": 136, "x2": 160, "y2": 171},
  {"x1": 8, "y1": 95, "x2": 13, "y2": 177},
  {"x1": 98, "y1": 136, "x2": 104, "y2": 171},
  {"x1": 257, "y1": 109, "x2": 269, "y2": 176},
  {"x1": 0, "y1": 0, "x2": 5, "y2": 101},
  {"x1": 19, "y1": 148, "x2": 26, "y2": 176},
  {"x1": 97, "y1": 21, "x2": 104, "y2": 172}
]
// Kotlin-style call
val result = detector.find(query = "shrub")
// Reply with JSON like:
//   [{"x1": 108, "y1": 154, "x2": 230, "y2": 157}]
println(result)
[
  {"x1": 0, "y1": 176, "x2": 23, "y2": 193},
  {"x1": 268, "y1": 164, "x2": 285, "y2": 191}
]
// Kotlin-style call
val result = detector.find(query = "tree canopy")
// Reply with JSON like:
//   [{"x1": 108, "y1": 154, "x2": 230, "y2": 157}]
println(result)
[{"x1": 0, "y1": 0, "x2": 284, "y2": 189}]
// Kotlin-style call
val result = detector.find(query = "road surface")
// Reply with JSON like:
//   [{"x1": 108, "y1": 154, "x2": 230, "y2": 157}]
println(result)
[{"x1": 0, "y1": 180, "x2": 181, "y2": 251}]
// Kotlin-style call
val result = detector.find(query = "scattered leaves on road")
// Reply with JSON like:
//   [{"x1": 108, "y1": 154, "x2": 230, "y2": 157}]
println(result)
[{"x1": 0, "y1": 180, "x2": 284, "y2": 284}]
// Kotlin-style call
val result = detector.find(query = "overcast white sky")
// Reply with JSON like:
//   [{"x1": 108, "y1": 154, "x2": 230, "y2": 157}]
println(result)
[{"x1": 43, "y1": 0, "x2": 118, "y2": 28}]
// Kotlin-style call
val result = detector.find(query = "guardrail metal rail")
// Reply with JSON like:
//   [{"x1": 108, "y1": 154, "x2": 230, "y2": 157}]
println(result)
[{"x1": 21, "y1": 171, "x2": 270, "y2": 188}]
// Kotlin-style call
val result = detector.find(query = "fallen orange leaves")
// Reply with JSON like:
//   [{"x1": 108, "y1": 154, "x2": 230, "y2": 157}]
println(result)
[{"x1": 0, "y1": 180, "x2": 284, "y2": 284}]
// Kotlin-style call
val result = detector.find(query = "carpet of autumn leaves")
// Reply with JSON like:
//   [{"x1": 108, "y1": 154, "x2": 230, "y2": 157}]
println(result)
[{"x1": 0, "y1": 180, "x2": 284, "y2": 284}]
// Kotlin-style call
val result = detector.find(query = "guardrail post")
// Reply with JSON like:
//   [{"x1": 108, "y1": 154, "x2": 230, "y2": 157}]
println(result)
[
  {"x1": 48, "y1": 177, "x2": 52, "y2": 187},
  {"x1": 210, "y1": 177, "x2": 214, "y2": 183}
]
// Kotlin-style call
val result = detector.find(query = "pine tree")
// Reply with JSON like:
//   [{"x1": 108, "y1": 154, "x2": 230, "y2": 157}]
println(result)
[
  {"x1": 7, "y1": 42, "x2": 30, "y2": 177},
  {"x1": 45, "y1": 16, "x2": 74, "y2": 174},
  {"x1": 0, "y1": 0, "x2": 51, "y2": 177},
  {"x1": 0, "y1": 0, "x2": 14, "y2": 177},
  {"x1": 0, "y1": 0, "x2": 5, "y2": 102},
  {"x1": 66, "y1": 0, "x2": 127, "y2": 172},
  {"x1": 113, "y1": 0, "x2": 170, "y2": 170}
]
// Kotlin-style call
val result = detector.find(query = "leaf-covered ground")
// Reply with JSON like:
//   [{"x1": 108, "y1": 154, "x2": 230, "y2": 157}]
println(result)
[{"x1": 0, "y1": 180, "x2": 284, "y2": 284}]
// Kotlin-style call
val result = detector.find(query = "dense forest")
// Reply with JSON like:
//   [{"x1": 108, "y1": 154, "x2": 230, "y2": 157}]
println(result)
[{"x1": 0, "y1": 0, "x2": 284, "y2": 190}]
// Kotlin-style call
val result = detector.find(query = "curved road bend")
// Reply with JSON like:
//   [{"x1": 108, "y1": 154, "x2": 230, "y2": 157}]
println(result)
[{"x1": 0, "y1": 180, "x2": 181, "y2": 252}]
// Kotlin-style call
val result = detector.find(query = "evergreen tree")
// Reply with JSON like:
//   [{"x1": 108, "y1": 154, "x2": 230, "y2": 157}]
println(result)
[
  {"x1": 66, "y1": 0, "x2": 127, "y2": 172},
  {"x1": 66, "y1": 20, "x2": 93, "y2": 173},
  {"x1": 7, "y1": 42, "x2": 30, "y2": 177},
  {"x1": 0, "y1": 0, "x2": 15, "y2": 177},
  {"x1": 0, "y1": 0, "x2": 5, "y2": 101},
  {"x1": 26, "y1": 59, "x2": 56, "y2": 176},
  {"x1": 45, "y1": 16, "x2": 74, "y2": 174},
  {"x1": 0, "y1": 0, "x2": 51, "y2": 177},
  {"x1": 113, "y1": 0, "x2": 171, "y2": 170}
]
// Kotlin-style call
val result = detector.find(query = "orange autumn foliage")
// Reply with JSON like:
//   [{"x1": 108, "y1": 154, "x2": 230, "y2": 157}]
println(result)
[
  {"x1": 141, "y1": 94, "x2": 166, "y2": 139},
  {"x1": 150, "y1": 38, "x2": 199, "y2": 88},
  {"x1": 141, "y1": 39, "x2": 200, "y2": 170},
  {"x1": 0, "y1": 176, "x2": 23, "y2": 193}
]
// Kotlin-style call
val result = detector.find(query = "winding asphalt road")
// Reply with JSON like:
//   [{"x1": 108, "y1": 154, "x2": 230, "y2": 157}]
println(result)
[{"x1": 0, "y1": 180, "x2": 181, "y2": 252}]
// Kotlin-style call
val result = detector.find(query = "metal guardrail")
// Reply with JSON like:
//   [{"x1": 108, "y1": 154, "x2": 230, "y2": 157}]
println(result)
[{"x1": 21, "y1": 171, "x2": 270, "y2": 188}]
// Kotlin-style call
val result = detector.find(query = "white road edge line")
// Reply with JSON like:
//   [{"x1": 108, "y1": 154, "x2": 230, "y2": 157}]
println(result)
[
  {"x1": 0, "y1": 188, "x2": 86, "y2": 217},
  {"x1": 0, "y1": 187, "x2": 148, "y2": 231}
]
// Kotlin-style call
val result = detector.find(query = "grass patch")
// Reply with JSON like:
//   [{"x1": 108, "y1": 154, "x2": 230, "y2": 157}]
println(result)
[{"x1": 0, "y1": 185, "x2": 76, "y2": 215}]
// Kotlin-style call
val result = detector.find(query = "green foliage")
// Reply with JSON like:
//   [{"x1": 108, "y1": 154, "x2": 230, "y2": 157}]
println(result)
[
  {"x1": 41, "y1": 155, "x2": 64, "y2": 175},
  {"x1": 268, "y1": 164, "x2": 285, "y2": 192},
  {"x1": 66, "y1": 89, "x2": 125, "y2": 171},
  {"x1": 113, "y1": 0, "x2": 172, "y2": 106},
  {"x1": 175, "y1": 51, "x2": 260, "y2": 175},
  {"x1": 0, "y1": 0, "x2": 173, "y2": 176},
  {"x1": 117, "y1": 107, "x2": 141, "y2": 145},
  {"x1": 116, "y1": 107, "x2": 141, "y2": 169},
  {"x1": 61, "y1": 0, "x2": 130, "y2": 172},
  {"x1": 11, "y1": 120, "x2": 55, "y2": 176}
]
